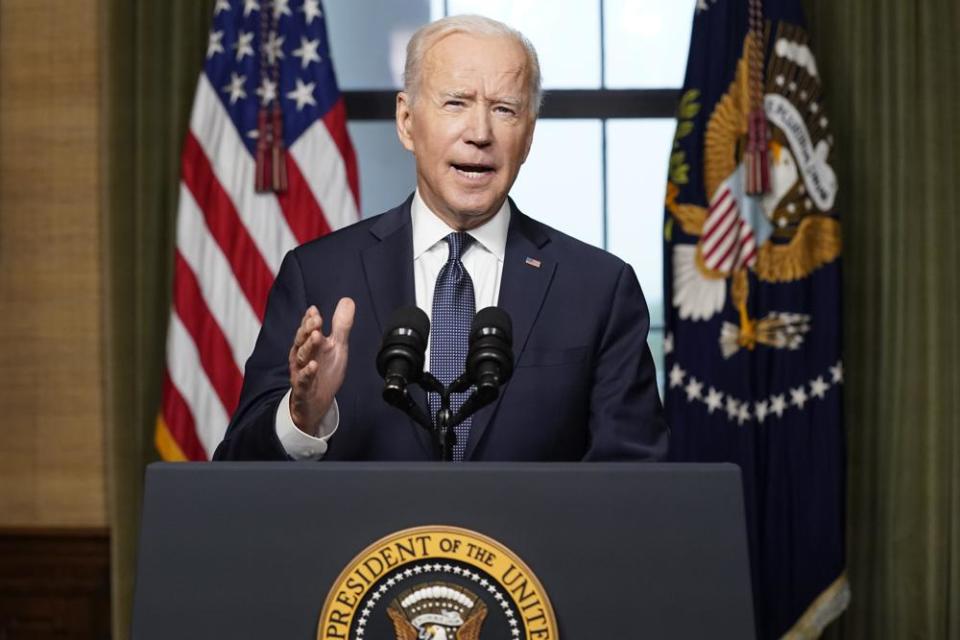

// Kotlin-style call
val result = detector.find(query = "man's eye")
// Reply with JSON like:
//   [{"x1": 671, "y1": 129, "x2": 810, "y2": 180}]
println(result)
[
  {"x1": 445, "y1": 100, "x2": 464, "y2": 107},
  {"x1": 495, "y1": 106, "x2": 517, "y2": 115}
]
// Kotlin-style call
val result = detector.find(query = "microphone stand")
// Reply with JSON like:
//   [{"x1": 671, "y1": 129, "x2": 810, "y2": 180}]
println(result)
[
  {"x1": 416, "y1": 373, "x2": 501, "y2": 462},
  {"x1": 379, "y1": 306, "x2": 513, "y2": 461}
]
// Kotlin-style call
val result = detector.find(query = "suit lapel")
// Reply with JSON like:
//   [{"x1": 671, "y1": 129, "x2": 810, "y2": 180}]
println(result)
[
  {"x1": 360, "y1": 197, "x2": 434, "y2": 456},
  {"x1": 361, "y1": 203, "x2": 415, "y2": 335},
  {"x1": 464, "y1": 205, "x2": 556, "y2": 459}
]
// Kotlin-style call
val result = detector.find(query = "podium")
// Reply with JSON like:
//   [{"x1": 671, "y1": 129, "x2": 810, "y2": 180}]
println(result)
[{"x1": 131, "y1": 462, "x2": 754, "y2": 638}]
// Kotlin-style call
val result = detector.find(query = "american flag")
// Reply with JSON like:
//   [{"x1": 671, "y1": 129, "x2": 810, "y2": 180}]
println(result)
[{"x1": 155, "y1": 0, "x2": 359, "y2": 461}]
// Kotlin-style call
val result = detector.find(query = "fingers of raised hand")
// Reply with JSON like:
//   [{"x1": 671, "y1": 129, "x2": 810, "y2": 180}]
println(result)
[
  {"x1": 295, "y1": 306, "x2": 322, "y2": 349},
  {"x1": 330, "y1": 297, "x2": 356, "y2": 344},
  {"x1": 290, "y1": 306, "x2": 321, "y2": 370},
  {"x1": 295, "y1": 329, "x2": 322, "y2": 369}
]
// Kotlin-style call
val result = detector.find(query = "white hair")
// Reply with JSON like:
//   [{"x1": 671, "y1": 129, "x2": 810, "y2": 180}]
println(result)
[{"x1": 402, "y1": 14, "x2": 543, "y2": 116}]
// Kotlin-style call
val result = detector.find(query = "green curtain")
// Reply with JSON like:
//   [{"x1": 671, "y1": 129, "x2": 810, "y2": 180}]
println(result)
[
  {"x1": 803, "y1": 0, "x2": 960, "y2": 637},
  {"x1": 101, "y1": 1, "x2": 960, "y2": 637},
  {"x1": 101, "y1": 2, "x2": 210, "y2": 637}
]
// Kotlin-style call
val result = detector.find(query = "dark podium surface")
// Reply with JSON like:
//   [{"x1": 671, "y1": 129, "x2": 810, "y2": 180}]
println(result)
[{"x1": 132, "y1": 462, "x2": 754, "y2": 639}]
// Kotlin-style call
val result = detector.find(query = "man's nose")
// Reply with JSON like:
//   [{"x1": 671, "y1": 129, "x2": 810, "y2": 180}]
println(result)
[{"x1": 463, "y1": 106, "x2": 492, "y2": 147}]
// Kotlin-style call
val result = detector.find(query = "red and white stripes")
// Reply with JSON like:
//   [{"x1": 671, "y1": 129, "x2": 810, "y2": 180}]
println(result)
[{"x1": 700, "y1": 185, "x2": 757, "y2": 274}]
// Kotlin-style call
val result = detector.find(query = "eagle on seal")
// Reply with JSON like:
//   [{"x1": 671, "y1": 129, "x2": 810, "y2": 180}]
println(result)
[{"x1": 386, "y1": 583, "x2": 488, "y2": 640}]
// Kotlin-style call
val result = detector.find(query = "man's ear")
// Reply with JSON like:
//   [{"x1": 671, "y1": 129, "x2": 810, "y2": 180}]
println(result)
[
  {"x1": 520, "y1": 118, "x2": 537, "y2": 164},
  {"x1": 396, "y1": 92, "x2": 416, "y2": 153}
]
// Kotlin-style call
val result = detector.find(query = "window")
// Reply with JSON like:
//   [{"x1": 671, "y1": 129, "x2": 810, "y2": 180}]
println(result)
[{"x1": 326, "y1": 0, "x2": 695, "y2": 391}]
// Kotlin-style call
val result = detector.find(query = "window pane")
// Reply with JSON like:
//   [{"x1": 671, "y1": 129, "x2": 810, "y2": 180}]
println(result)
[
  {"x1": 648, "y1": 327, "x2": 665, "y2": 398},
  {"x1": 605, "y1": 118, "x2": 675, "y2": 329},
  {"x1": 325, "y1": 0, "x2": 430, "y2": 89},
  {"x1": 603, "y1": 0, "x2": 694, "y2": 88},
  {"x1": 446, "y1": 0, "x2": 601, "y2": 89},
  {"x1": 347, "y1": 121, "x2": 416, "y2": 218},
  {"x1": 509, "y1": 120, "x2": 603, "y2": 248}
]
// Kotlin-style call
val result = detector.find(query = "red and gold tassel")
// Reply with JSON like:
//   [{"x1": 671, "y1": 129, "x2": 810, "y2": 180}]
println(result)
[
  {"x1": 255, "y1": 107, "x2": 271, "y2": 192},
  {"x1": 254, "y1": 1, "x2": 287, "y2": 193},
  {"x1": 744, "y1": 0, "x2": 769, "y2": 195},
  {"x1": 270, "y1": 102, "x2": 288, "y2": 191}
]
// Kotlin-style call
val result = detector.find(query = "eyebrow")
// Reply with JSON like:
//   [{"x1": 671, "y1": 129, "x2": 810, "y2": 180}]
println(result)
[
  {"x1": 442, "y1": 90, "x2": 523, "y2": 106},
  {"x1": 443, "y1": 89, "x2": 474, "y2": 100},
  {"x1": 493, "y1": 96, "x2": 523, "y2": 107}
]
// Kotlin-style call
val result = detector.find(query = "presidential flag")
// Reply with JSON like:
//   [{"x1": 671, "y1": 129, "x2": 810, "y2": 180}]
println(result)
[
  {"x1": 156, "y1": 0, "x2": 359, "y2": 461},
  {"x1": 664, "y1": 0, "x2": 847, "y2": 637}
]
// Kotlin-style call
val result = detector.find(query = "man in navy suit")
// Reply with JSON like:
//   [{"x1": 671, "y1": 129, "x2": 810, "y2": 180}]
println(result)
[{"x1": 213, "y1": 15, "x2": 667, "y2": 462}]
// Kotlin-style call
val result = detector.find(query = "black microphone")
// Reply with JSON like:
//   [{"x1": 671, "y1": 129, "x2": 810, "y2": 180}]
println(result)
[
  {"x1": 465, "y1": 307, "x2": 514, "y2": 402},
  {"x1": 376, "y1": 306, "x2": 429, "y2": 407}
]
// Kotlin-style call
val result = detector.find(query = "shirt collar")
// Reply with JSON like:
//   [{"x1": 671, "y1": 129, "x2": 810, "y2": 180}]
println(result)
[{"x1": 411, "y1": 189, "x2": 510, "y2": 261}]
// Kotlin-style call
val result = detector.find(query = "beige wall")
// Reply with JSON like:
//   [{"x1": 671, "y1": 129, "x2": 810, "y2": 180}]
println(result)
[{"x1": 0, "y1": 0, "x2": 106, "y2": 527}]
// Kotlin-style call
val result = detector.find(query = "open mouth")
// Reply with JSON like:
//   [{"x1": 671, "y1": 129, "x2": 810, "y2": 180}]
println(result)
[{"x1": 452, "y1": 163, "x2": 496, "y2": 179}]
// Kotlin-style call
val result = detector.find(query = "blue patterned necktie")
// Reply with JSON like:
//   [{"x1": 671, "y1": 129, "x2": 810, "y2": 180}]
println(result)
[{"x1": 429, "y1": 232, "x2": 476, "y2": 461}]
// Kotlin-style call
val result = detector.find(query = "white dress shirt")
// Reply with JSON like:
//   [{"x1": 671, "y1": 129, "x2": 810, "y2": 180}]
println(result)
[{"x1": 275, "y1": 191, "x2": 510, "y2": 459}]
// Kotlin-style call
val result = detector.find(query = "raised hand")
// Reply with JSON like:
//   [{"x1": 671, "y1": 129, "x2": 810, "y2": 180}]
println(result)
[{"x1": 287, "y1": 298, "x2": 355, "y2": 434}]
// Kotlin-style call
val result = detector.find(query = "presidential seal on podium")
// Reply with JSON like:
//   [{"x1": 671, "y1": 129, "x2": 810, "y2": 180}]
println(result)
[{"x1": 317, "y1": 526, "x2": 558, "y2": 640}]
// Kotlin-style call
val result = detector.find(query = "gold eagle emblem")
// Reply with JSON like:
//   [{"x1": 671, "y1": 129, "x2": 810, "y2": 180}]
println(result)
[
  {"x1": 667, "y1": 22, "x2": 841, "y2": 357},
  {"x1": 386, "y1": 583, "x2": 488, "y2": 640}
]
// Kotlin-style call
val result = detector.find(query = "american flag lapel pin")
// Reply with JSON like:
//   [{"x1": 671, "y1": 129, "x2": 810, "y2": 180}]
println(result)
[{"x1": 524, "y1": 256, "x2": 542, "y2": 268}]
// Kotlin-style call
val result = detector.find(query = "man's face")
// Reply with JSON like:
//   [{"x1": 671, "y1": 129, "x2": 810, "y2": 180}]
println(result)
[{"x1": 396, "y1": 32, "x2": 536, "y2": 230}]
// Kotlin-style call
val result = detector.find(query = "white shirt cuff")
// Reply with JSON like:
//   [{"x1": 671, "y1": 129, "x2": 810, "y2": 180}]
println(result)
[{"x1": 275, "y1": 389, "x2": 339, "y2": 460}]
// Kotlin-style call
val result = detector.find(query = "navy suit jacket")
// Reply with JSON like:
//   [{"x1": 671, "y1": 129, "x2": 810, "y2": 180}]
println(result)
[{"x1": 213, "y1": 197, "x2": 668, "y2": 461}]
